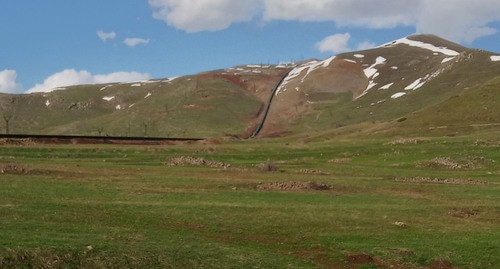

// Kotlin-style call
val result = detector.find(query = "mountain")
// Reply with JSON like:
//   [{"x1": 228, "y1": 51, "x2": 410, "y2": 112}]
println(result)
[{"x1": 1, "y1": 35, "x2": 499, "y2": 139}]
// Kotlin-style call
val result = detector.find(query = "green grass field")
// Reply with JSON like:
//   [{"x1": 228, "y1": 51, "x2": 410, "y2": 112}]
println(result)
[{"x1": 1, "y1": 134, "x2": 499, "y2": 268}]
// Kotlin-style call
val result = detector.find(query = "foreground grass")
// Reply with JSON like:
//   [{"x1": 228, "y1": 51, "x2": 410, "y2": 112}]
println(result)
[{"x1": 0, "y1": 135, "x2": 499, "y2": 268}]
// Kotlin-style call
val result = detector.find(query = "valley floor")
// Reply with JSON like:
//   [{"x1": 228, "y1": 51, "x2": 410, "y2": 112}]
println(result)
[{"x1": 0, "y1": 134, "x2": 499, "y2": 268}]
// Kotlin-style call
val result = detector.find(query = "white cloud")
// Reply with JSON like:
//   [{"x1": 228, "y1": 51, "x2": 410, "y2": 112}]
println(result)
[
  {"x1": 97, "y1": 30, "x2": 117, "y2": 42},
  {"x1": 316, "y1": 33, "x2": 351, "y2": 54},
  {"x1": 415, "y1": 0, "x2": 500, "y2": 43},
  {"x1": 148, "y1": 0, "x2": 500, "y2": 43},
  {"x1": 356, "y1": 41, "x2": 376, "y2": 51},
  {"x1": 0, "y1": 70, "x2": 22, "y2": 93},
  {"x1": 148, "y1": 0, "x2": 260, "y2": 32},
  {"x1": 27, "y1": 69, "x2": 151, "y2": 93},
  {"x1": 123, "y1": 37, "x2": 150, "y2": 47},
  {"x1": 264, "y1": 0, "x2": 500, "y2": 43}
]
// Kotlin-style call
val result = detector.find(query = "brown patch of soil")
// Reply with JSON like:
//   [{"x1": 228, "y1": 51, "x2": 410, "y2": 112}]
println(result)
[
  {"x1": 448, "y1": 208, "x2": 482, "y2": 219},
  {"x1": 294, "y1": 246, "x2": 342, "y2": 269},
  {"x1": 298, "y1": 169, "x2": 329, "y2": 175},
  {"x1": 255, "y1": 161, "x2": 279, "y2": 172},
  {"x1": 167, "y1": 156, "x2": 231, "y2": 169},
  {"x1": 0, "y1": 164, "x2": 31, "y2": 175},
  {"x1": 256, "y1": 181, "x2": 332, "y2": 191},
  {"x1": 416, "y1": 157, "x2": 486, "y2": 170},
  {"x1": 0, "y1": 138, "x2": 34, "y2": 146},
  {"x1": 345, "y1": 253, "x2": 374, "y2": 264}
]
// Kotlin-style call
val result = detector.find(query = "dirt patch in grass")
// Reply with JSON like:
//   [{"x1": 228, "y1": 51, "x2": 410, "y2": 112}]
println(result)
[
  {"x1": 416, "y1": 157, "x2": 487, "y2": 170},
  {"x1": 448, "y1": 208, "x2": 482, "y2": 219},
  {"x1": 294, "y1": 246, "x2": 343, "y2": 269},
  {"x1": 297, "y1": 169, "x2": 329, "y2": 175},
  {"x1": 167, "y1": 156, "x2": 231, "y2": 169},
  {"x1": 0, "y1": 138, "x2": 34, "y2": 146},
  {"x1": 255, "y1": 160, "x2": 279, "y2": 172},
  {"x1": 0, "y1": 247, "x2": 173, "y2": 268},
  {"x1": 345, "y1": 253, "x2": 374, "y2": 264},
  {"x1": 385, "y1": 138, "x2": 428, "y2": 145},
  {"x1": 0, "y1": 164, "x2": 31, "y2": 174},
  {"x1": 395, "y1": 177, "x2": 486, "y2": 185},
  {"x1": 474, "y1": 139, "x2": 500, "y2": 148},
  {"x1": 256, "y1": 181, "x2": 332, "y2": 191}
]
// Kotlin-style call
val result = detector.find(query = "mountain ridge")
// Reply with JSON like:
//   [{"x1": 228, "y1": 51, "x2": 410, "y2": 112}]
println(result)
[{"x1": 0, "y1": 34, "x2": 499, "y2": 139}]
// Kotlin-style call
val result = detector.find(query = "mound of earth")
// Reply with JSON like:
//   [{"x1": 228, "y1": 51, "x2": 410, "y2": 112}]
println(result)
[
  {"x1": 256, "y1": 181, "x2": 332, "y2": 191},
  {"x1": 394, "y1": 177, "x2": 486, "y2": 185},
  {"x1": 168, "y1": 156, "x2": 230, "y2": 169}
]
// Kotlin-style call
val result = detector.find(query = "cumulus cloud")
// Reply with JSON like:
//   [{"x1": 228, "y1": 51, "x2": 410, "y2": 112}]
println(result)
[
  {"x1": 0, "y1": 70, "x2": 22, "y2": 93},
  {"x1": 27, "y1": 69, "x2": 151, "y2": 93},
  {"x1": 316, "y1": 33, "x2": 352, "y2": 54},
  {"x1": 148, "y1": 0, "x2": 260, "y2": 32},
  {"x1": 123, "y1": 37, "x2": 150, "y2": 47},
  {"x1": 316, "y1": 33, "x2": 376, "y2": 54},
  {"x1": 263, "y1": 0, "x2": 500, "y2": 43},
  {"x1": 356, "y1": 41, "x2": 376, "y2": 51},
  {"x1": 414, "y1": 0, "x2": 500, "y2": 43},
  {"x1": 97, "y1": 30, "x2": 117, "y2": 42},
  {"x1": 148, "y1": 0, "x2": 500, "y2": 43}
]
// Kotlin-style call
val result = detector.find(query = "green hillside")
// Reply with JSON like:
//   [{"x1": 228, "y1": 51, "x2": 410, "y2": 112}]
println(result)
[{"x1": 0, "y1": 35, "x2": 498, "y2": 139}]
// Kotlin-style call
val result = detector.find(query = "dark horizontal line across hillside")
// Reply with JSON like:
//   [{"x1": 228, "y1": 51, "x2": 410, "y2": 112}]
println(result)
[{"x1": 0, "y1": 134, "x2": 204, "y2": 144}]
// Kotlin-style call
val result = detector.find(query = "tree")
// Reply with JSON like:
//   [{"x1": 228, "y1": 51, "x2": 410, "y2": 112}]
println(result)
[
  {"x1": 0, "y1": 97, "x2": 16, "y2": 134},
  {"x1": 96, "y1": 126, "x2": 104, "y2": 136}
]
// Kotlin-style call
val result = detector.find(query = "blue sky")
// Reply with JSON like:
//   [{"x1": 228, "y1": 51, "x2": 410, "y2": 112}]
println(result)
[{"x1": 1, "y1": 0, "x2": 499, "y2": 93}]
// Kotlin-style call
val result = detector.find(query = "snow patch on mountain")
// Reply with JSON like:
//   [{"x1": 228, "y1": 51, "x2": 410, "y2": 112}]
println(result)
[
  {"x1": 99, "y1": 85, "x2": 113, "y2": 91},
  {"x1": 354, "y1": 54, "x2": 365, "y2": 58},
  {"x1": 391, "y1": 92, "x2": 406, "y2": 99},
  {"x1": 404, "y1": 70, "x2": 443, "y2": 90},
  {"x1": 276, "y1": 56, "x2": 335, "y2": 95},
  {"x1": 441, "y1": 57, "x2": 455, "y2": 63},
  {"x1": 45, "y1": 100, "x2": 50, "y2": 107},
  {"x1": 356, "y1": 56, "x2": 387, "y2": 97},
  {"x1": 383, "y1": 37, "x2": 459, "y2": 56},
  {"x1": 405, "y1": 78, "x2": 426, "y2": 90},
  {"x1": 491, "y1": 56, "x2": 500, "y2": 61},
  {"x1": 162, "y1": 77, "x2": 179, "y2": 83},
  {"x1": 144, "y1": 93, "x2": 152, "y2": 99},
  {"x1": 343, "y1": 59, "x2": 357, "y2": 63},
  {"x1": 115, "y1": 105, "x2": 122, "y2": 110},
  {"x1": 366, "y1": 81, "x2": 378, "y2": 91},
  {"x1": 363, "y1": 57, "x2": 386, "y2": 78},
  {"x1": 131, "y1": 83, "x2": 142, "y2": 87},
  {"x1": 379, "y1": 83, "x2": 394, "y2": 90},
  {"x1": 102, "y1": 96, "x2": 115, "y2": 101}
]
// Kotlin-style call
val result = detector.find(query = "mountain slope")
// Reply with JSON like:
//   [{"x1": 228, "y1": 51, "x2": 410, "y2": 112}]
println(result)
[
  {"x1": 0, "y1": 34, "x2": 498, "y2": 139},
  {"x1": 257, "y1": 35, "x2": 500, "y2": 137}
]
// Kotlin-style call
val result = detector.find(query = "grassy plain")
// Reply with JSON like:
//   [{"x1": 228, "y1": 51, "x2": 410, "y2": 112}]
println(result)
[{"x1": 0, "y1": 133, "x2": 499, "y2": 268}]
